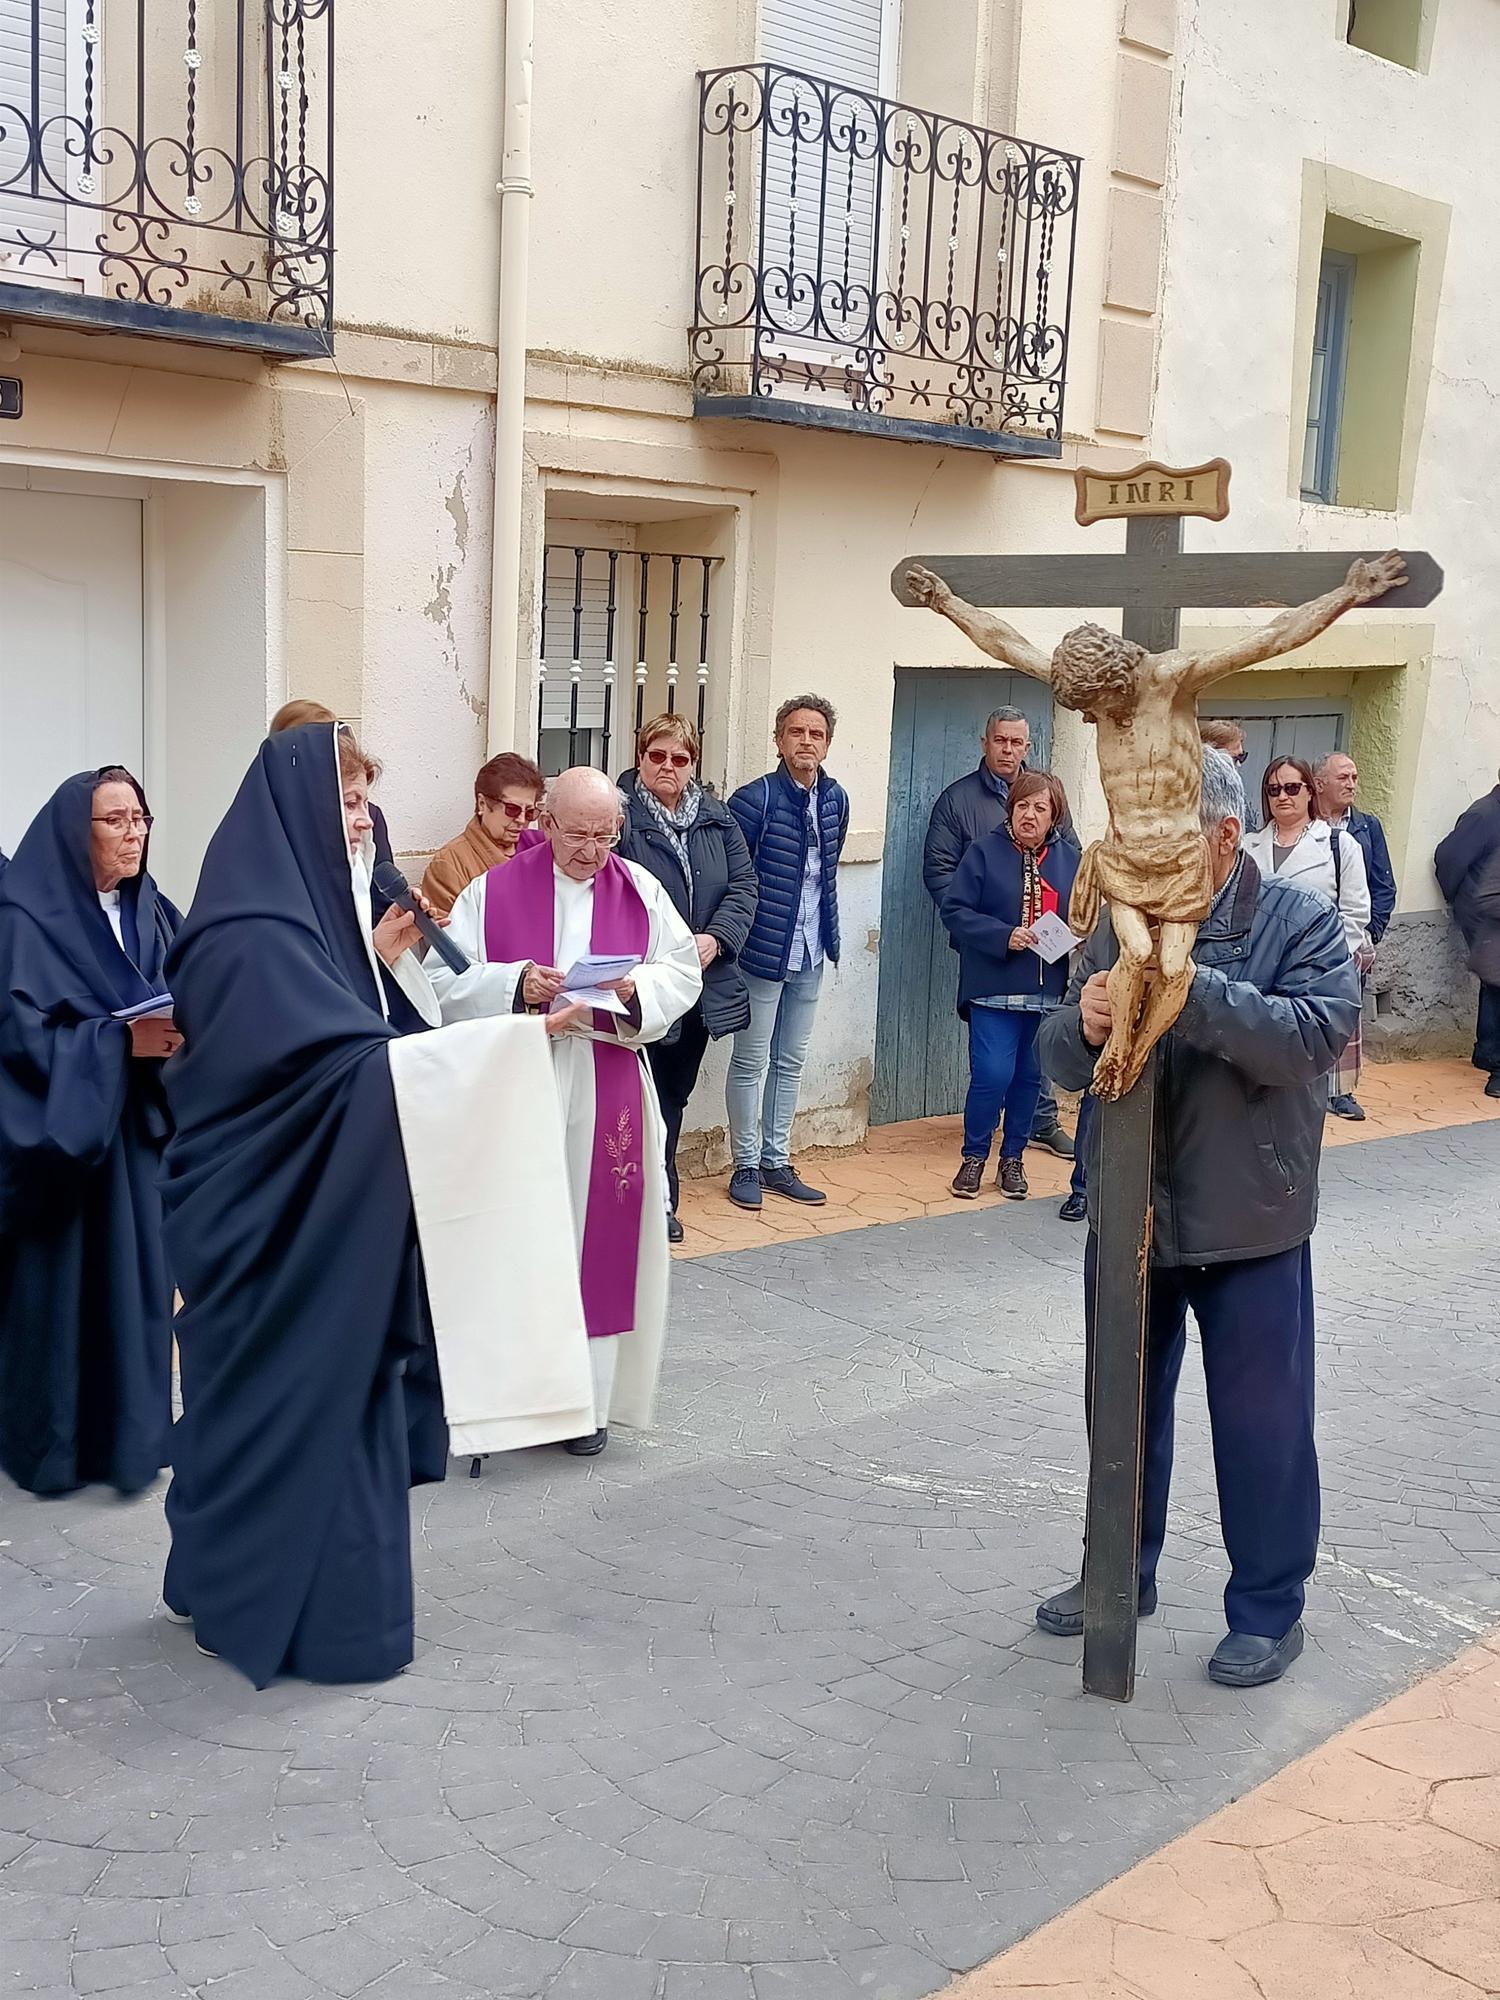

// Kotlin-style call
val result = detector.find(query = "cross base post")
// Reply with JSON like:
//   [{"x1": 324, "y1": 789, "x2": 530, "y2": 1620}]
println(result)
[{"x1": 1081, "y1": 1046, "x2": 1157, "y2": 1702}]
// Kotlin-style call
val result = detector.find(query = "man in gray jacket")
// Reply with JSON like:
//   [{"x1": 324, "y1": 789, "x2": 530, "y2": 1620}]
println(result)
[{"x1": 1035, "y1": 749, "x2": 1360, "y2": 1688}]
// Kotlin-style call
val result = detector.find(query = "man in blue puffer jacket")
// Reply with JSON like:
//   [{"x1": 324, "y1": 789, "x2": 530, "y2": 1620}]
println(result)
[{"x1": 724, "y1": 696, "x2": 850, "y2": 1209}]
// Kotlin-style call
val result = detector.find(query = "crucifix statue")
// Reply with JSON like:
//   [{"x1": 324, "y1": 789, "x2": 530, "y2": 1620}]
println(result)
[
  {"x1": 904, "y1": 544, "x2": 1408, "y2": 1098},
  {"x1": 894, "y1": 460, "x2": 1442, "y2": 1700}
]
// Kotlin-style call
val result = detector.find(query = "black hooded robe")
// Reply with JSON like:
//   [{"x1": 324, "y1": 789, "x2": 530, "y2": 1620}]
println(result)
[
  {"x1": 0, "y1": 774, "x2": 180, "y2": 1497},
  {"x1": 160, "y1": 725, "x2": 446, "y2": 1689}
]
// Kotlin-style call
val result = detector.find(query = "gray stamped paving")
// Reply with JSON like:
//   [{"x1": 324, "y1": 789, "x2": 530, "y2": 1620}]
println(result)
[{"x1": 2, "y1": 1119, "x2": 1499, "y2": 2000}]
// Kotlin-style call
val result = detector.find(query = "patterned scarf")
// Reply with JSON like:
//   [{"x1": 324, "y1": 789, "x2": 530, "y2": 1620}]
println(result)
[{"x1": 640, "y1": 778, "x2": 702, "y2": 891}]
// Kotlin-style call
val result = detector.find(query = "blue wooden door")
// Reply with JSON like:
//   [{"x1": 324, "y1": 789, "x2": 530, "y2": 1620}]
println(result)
[{"x1": 872, "y1": 669, "x2": 1053, "y2": 1126}]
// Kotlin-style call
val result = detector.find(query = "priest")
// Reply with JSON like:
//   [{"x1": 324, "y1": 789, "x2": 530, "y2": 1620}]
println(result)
[{"x1": 432, "y1": 766, "x2": 702, "y2": 1455}]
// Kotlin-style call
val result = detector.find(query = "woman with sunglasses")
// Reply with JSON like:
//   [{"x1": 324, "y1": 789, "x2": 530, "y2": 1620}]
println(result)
[
  {"x1": 0, "y1": 769, "x2": 182, "y2": 1495},
  {"x1": 421, "y1": 751, "x2": 545, "y2": 919},
  {"x1": 1244, "y1": 758, "x2": 1371, "y2": 1116},
  {"x1": 618, "y1": 715, "x2": 758, "y2": 1241}
]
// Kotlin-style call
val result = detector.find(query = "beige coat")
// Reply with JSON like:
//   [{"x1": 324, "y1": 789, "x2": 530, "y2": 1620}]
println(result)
[{"x1": 420, "y1": 818, "x2": 511, "y2": 918}]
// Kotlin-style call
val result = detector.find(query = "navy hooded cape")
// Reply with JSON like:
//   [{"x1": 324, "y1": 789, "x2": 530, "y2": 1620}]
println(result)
[
  {"x1": 0, "y1": 771, "x2": 179, "y2": 1496},
  {"x1": 161, "y1": 725, "x2": 446, "y2": 1688}
]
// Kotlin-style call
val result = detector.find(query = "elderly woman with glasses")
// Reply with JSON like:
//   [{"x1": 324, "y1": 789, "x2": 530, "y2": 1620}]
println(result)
[
  {"x1": 421, "y1": 751, "x2": 546, "y2": 919},
  {"x1": 618, "y1": 716, "x2": 759, "y2": 1241},
  {"x1": 1244, "y1": 756, "x2": 1370, "y2": 1119},
  {"x1": 0, "y1": 768, "x2": 183, "y2": 1496}
]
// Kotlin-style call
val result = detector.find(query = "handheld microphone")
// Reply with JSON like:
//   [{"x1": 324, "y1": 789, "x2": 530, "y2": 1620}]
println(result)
[{"x1": 372, "y1": 861, "x2": 471, "y2": 975}]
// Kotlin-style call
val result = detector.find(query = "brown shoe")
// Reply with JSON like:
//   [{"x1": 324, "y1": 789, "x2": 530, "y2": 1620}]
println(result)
[
  {"x1": 950, "y1": 1157, "x2": 985, "y2": 1199},
  {"x1": 998, "y1": 1157, "x2": 1028, "y2": 1200}
]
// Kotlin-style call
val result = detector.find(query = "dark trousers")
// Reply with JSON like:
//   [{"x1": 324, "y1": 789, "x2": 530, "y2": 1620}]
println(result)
[
  {"x1": 1475, "y1": 983, "x2": 1500, "y2": 1074},
  {"x1": 1033, "y1": 1075, "x2": 1061, "y2": 1136},
  {"x1": 1084, "y1": 1233, "x2": 1319, "y2": 1638},
  {"x1": 962, "y1": 1008, "x2": 1044, "y2": 1162},
  {"x1": 1069, "y1": 1092, "x2": 1093, "y2": 1200},
  {"x1": 647, "y1": 1004, "x2": 711, "y2": 1213}
]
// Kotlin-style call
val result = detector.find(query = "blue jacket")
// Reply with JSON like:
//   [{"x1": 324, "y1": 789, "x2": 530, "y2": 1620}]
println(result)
[
  {"x1": 1039, "y1": 856, "x2": 1360, "y2": 1266},
  {"x1": 1339, "y1": 806, "x2": 1396, "y2": 941},
  {"x1": 729, "y1": 763, "x2": 849, "y2": 981},
  {"x1": 940, "y1": 834, "x2": 1080, "y2": 1018},
  {"x1": 922, "y1": 761, "x2": 1078, "y2": 906}
]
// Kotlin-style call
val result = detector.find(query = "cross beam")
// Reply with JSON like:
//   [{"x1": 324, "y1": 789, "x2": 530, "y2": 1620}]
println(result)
[{"x1": 890, "y1": 548, "x2": 1444, "y2": 614}]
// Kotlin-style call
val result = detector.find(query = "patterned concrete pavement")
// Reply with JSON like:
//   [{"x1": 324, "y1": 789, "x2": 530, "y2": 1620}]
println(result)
[
  {"x1": 1, "y1": 1115, "x2": 1498, "y2": 1999},
  {"x1": 953, "y1": 1633, "x2": 1500, "y2": 1999},
  {"x1": 672, "y1": 1056, "x2": 1499, "y2": 1260}
]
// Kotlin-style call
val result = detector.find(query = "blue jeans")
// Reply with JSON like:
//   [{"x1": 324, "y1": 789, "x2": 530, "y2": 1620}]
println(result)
[
  {"x1": 1084, "y1": 1234, "x2": 1319, "y2": 1638},
  {"x1": 726, "y1": 962, "x2": 825, "y2": 1170},
  {"x1": 962, "y1": 1008, "x2": 1044, "y2": 1162}
]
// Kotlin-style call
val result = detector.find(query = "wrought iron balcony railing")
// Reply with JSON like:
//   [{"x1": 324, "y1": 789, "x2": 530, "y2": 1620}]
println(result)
[
  {"x1": 0, "y1": 0, "x2": 332, "y2": 355},
  {"x1": 691, "y1": 63, "x2": 1081, "y2": 455}
]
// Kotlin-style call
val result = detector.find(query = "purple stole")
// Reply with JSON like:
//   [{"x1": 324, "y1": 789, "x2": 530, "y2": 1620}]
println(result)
[{"x1": 483, "y1": 844, "x2": 650, "y2": 1340}]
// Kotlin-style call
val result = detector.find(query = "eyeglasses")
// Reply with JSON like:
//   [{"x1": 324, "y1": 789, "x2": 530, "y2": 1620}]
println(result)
[
  {"x1": 92, "y1": 812, "x2": 153, "y2": 833},
  {"x1": 1265, "y1": 782, "x2": 1306, "y2": 799},
  {"x1": 1233, "y1": 751, "x2": 1249, "y2": 765},
  {"x1": 552, "y1": 826, "x2": 620, "y2": 850},
  {"x1": 484, "y1": 798, "x2": 539, "y2": 823},
  {"x1": 644, "y1": 747, "x2": 693, "y2": 770}
]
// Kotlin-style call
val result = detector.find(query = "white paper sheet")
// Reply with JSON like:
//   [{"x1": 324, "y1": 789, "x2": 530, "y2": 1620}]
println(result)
[
  {"x1": 1028, "y1": 911, "x2": 1084, "y2": 964},
  {"x1": 559, "y1": 952, "x2": 639, "y2": 987},
  {"x1": 111, "y1": 994, "x2": 174, "y2": 1022}
]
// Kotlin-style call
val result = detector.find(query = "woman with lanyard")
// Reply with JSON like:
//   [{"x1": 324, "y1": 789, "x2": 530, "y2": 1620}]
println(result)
[
  {"x1": 1244, "y1": 757, "x2": 1370, "y2": 1117},
  {"x1": 940, "y1": 771, "x2": 1080, "y2": 1202},
  {"x1": 0, "y1": 768, "x2": 182, "y2": 1496}
]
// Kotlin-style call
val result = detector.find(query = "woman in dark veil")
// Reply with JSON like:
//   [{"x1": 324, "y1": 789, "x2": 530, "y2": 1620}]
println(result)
[
  {"x1": 160, "y1": 723, "x2": 448, "y2": 1687},
  {"x1": 0, "y1": 768, "x2": 182, "y2": 1496}
]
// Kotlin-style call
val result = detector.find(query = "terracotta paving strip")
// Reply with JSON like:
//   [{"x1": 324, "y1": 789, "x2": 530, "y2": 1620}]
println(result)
[
  {"x1": 673, "y1": 1056, "x2": 1500, "y2": 1261},
  {"x1": 945, "y1": 1633, "x2": 1500, "y2": 1999}
]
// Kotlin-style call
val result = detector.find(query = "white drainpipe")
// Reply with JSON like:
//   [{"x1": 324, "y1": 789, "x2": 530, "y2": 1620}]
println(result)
[{"x1": 487, "y1": 0, "x2": 535, "y2": 755}]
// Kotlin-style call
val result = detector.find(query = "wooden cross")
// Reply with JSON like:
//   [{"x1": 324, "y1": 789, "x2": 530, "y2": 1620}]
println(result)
[{"x1": 894, "y1": 458, "x2": 1443, "y2": 1701}]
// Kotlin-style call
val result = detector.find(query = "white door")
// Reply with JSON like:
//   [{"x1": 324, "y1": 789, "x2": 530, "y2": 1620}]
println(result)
[{"x1": 0, "y1": 487, "x2": 145, "y2": 854}]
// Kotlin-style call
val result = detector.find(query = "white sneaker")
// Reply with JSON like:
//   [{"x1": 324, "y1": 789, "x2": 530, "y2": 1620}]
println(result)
[
  {"x1": 194, "y1": 1641, "x2": 219, "y2": 1660},
  {"x1": 158, "y1": 1600, "x2": 192, "y2": 1627}
]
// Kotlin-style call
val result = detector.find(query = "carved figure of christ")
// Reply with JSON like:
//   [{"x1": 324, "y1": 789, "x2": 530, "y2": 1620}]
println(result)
[{"x1": 904, "y1": 551, "x2": 1408, "y2": 1097}]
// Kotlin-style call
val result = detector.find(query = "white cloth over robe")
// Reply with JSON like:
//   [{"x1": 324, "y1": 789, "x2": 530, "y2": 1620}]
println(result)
[
  {"x1": 386, "y1": 1015, "x2": 594, "y2": 1453},
  {"x1": 349, "y1": 840, "x2": 593, "y2": 1453},
  {"x1": 432, "y1": 858, "x2": 702, "y2": 1431}
]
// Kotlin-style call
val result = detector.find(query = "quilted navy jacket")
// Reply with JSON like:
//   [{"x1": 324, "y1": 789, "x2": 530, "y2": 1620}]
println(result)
[{"x1": 728, "y1": 762, "x2": 850, "y2": 981}]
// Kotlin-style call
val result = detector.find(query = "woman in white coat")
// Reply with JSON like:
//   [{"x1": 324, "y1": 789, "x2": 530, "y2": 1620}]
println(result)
[{"x1": 1244, "y1": 756, "x2": 1372, "y2": 1119}]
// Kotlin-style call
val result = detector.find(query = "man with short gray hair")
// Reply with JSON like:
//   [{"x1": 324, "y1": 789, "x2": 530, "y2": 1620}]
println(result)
[
  {"x1": 1035, "y1": 748, "x2": 1360, "y2": 1688},
  {"x1": 923, "y1": 707, "x2": 1078, "y2": 1162}
]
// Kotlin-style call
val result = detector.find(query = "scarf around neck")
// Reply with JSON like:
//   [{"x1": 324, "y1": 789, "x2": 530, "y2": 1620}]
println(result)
[{"x1": 640, "y1": 779, "x2": 702, "y2": 889}]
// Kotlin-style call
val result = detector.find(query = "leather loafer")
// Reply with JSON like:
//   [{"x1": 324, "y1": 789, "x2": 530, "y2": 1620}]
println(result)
[
  {"x1": 1486, "y1": 1073, "x2": 1500, "y2": 1100},
  {"x1": 666, "y1": 1213, "x2": 685, "y2": 1244},
  {"x1": 1036, "y1": 1576, "x2": 1158, "y2": 1638},
  {"x1": 1207, "y1": 1622, "x2": 1304, "y2": 1687},
  {"x1": 563, "y1": 1428, "x2": 608, "y2": 1457},
  {"x1": 1058, "y1": 1192, "x2": 1088, "y2": 1222}
]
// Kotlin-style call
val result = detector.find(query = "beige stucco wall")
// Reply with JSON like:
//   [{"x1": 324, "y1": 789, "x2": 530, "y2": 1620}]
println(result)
[
  {"x1": 0, "y1": 0, "x2": 1175, "y2": 1154},
  {"x1": 1153, "y1": 0, "x2": 1497, "y2": 932}
]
